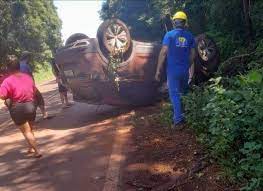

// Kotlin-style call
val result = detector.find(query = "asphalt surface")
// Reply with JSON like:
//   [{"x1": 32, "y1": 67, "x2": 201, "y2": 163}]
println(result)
[{"x1": 0, "y1": 80, "x2": 132, "y2": 191}]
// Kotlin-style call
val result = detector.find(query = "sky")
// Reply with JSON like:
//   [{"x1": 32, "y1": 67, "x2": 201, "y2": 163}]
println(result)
[{"x1": 54, "y1": 0, "x2": 104, "y2": 43}]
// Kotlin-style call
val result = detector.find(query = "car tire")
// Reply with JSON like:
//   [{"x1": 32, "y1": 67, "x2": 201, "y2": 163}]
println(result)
[
  {"x1": 195, "y1": 34, "x2": 220, "y2": 82},
  {"x1": 97, "y1": 19, "x2": 133, "y2": 63}
]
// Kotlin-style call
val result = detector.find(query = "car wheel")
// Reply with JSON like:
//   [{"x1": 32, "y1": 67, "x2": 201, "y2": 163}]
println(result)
[
  {"x1": 194, "y1": 34, "x2": 220, "y2": 82},
  {"x1": 97, "y1": 19, "x2": 133, "y2": 63},
  {"x1": 102, "y1": 19, "x2": 131, "y2": 53},
  {"x1": 196, "y1": 34, "x2": 218, "y2": 63}
]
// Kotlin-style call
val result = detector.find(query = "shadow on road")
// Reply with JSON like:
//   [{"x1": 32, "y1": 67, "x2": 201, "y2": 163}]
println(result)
[
  {"x1": 0, "y1": 80, "x2": 135, "y2": 191},
  {"x1": 0, "y1": 113, "x2": 123, "y2": 191}
]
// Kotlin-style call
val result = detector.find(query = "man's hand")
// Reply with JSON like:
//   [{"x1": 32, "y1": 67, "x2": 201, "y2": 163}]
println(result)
[
  {"x1": 188, "y1": 48, "x2": 195, "y2": 86},
  {"x1": 155, "y1": 70, "x2": 161, "y2": 82},
  {"x1": 155, "y1": 46, "x2": 168, "y2": 82},
  {"x1": 188, "y1": 77, "x2": 193, "y2": 85}
]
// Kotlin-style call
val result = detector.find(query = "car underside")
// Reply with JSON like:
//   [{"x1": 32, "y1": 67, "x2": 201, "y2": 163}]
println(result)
[{"x1": 55, "y1": 19, "x2": 220, "y2": 106}]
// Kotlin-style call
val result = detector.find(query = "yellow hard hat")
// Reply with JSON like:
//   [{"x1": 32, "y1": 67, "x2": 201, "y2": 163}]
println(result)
[{"x1": 172, "y1": 11, "x2": 187, "y2": 21}]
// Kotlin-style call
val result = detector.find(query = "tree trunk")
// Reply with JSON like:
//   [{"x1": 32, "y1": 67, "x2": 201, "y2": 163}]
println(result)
[{"x1": 242, "y1": 0, "x2": 253, "y2": 44}]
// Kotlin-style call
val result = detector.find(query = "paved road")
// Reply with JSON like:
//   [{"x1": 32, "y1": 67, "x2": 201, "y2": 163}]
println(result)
[{"x1": 0, "y1": 80, "x2": 133, "y2": 191}]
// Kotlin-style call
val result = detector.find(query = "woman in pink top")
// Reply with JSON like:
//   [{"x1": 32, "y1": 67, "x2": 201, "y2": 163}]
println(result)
[{"x1": 0, "y1": 55, "x2": 41, "y2": 158}]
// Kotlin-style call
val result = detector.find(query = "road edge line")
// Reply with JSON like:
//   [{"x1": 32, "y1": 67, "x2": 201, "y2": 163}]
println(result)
[{"x1": 102, "y1": 113, "x2": 134, "y2": 191}]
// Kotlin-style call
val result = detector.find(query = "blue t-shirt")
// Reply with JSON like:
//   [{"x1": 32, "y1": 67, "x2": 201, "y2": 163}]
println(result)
[{"x1": 162, "y1": 28, "x2": 195, "y2": 74}]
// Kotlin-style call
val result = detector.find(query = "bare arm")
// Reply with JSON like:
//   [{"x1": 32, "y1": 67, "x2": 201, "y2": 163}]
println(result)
[
  {"x1": 155, "y1": 46, "x2": 168, "y2": 81},
  {"x1": 189, "y1": 48, "x2": 195, "y2": 81},
  {"x1": 0, "y1": 82, "x2": 9, "y2": 100},
  {"x1": 0, "y1": 95, "x2": 5, "y2": 100}
]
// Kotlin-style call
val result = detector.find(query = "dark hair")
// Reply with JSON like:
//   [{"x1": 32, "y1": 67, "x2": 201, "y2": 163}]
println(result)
[
  {"x1": 174, "y1": 19, "x2": 186, "y2": 28},
  {"x1": 6, "y1": 55, "x2": 20, "y2": 72}
]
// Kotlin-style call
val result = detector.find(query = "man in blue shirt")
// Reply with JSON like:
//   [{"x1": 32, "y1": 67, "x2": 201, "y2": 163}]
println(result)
[
  {"x1": 20, "y1": 51, "x2": 34, "y2": 78},
  {"x1": 155, "y1": 11, "x2": 195, "y2": 128}
]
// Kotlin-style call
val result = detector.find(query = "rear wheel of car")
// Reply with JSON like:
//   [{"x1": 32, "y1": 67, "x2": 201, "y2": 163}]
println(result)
[
  {"x1": 103, "y1": 19, "x2": 131, "y2": 53},
  {"x1": 97, "y1": 19, "x2": 132, "y2": 62},
  {"x1": 196, "y1": 34, "x2": 217, "y2": 63},
  {"x1": 194, "y1": 34, "x2": 220, "y2": 82}
]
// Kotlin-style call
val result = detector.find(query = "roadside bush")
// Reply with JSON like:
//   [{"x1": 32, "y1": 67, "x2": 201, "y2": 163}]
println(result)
[
  {"x1": 217, "y1": 39, "x2": 263, "y2": 78},
  {"x1": 159, "y1": 102, "x2": 173, "y2": 127},
  {"x1": 183, "y1": 69, "x2": 263, "y2": 191}
]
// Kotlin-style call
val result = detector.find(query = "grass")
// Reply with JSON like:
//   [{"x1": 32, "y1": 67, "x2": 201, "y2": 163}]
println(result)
[{"x1": 34, "y1": 65, "x2": 55, "y2": 84}]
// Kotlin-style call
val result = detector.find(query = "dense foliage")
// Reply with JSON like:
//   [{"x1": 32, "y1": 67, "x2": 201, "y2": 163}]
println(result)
[
  {"x1": 158, "y1": 41, "x2": 263, "y2": 190},
  {"x1": 0, "y1": 0, "x2": 62, "y2": 69},
  {"x1": 101, "y1": 1, "x2": 263, "y2": 190},
  {"x1": 183, "y1": 71, "x2": 263, "y2": 190},
  {"x1": 100, "y1": 0, "x2": 262, "y2": 59}
]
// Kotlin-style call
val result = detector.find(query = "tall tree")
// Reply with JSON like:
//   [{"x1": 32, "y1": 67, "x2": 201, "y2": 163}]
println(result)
[
  {"x1": 242, "y1": 0, "x2": 253, "y2": 43},
  {"x1": 0, "y1": 0, "x2": 62, "y2": 68}
]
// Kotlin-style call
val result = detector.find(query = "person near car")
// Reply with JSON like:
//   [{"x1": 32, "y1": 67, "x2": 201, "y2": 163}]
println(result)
[
  {"x1": 0, "y1": 55, "x2": 42, "y2": 158},
  {"x1": 19, "y1": 51, "x2": 48, "y2": 119},
  {"x1": 51, "y1": 59, "x2": 70, "y2": 108},
  {"x1": 155, "y1": 11, "x2": 195, "y2": 128}
]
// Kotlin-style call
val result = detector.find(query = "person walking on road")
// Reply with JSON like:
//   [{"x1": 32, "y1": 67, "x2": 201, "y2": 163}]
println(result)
[
  {"x1": 51, "y1": 59, "x2": 70, "y2": 108},
  {"x1": 155, "y1": 11, "x2": 195, "y2": 129},
  {"x1": 0, "y1": 55, "x2": 42, "y2": 158},
  {"x1": 20, "y1": 51, "x2": 48, "y2": 119}
]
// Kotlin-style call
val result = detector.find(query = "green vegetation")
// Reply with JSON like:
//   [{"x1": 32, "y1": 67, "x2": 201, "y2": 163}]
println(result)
[
  {"x1": 107, "y1": 51, "x2": 123, "y2": 91},
  {"x1": 0, "y1": 0, "x2": 62, "y2": 70},
  {"x1": 183, "y1": 70, "x2": 263, "y2": 190},
  {"x1": 100, "y1": 1, "x2": 263, "y2": 190},
  {"x1": 34, "y1": 65, "x2": 54, "y2": 84},
  {"x1": 182, "y1": 39, "x2": 263, "y2": 190},
  {"x1": 100, "y1": 0, "x2": 262, "y2": 59},
  {"x1": 159, "y1": 43, "x2": 263, "y2": 190}
]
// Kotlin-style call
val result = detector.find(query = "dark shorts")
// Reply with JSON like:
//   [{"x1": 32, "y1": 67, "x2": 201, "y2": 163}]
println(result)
[
  {"x1": 58, "y1": 84, "x2": 67, "y2": 93},
  {"x1": 9, "y1": 102, "x2": 37, "y2": 125}
]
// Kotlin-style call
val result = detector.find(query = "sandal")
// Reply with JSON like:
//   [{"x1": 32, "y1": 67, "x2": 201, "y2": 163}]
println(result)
[
  {"x1": 33, "y1": 153, "x2": 42, "y2": 158},
  {"x1": 43, "y1": 115, "x2": 54, "y2": 120},
  {"x1": 27, "y1": 148, "x2": 35, "y2": 154}
]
